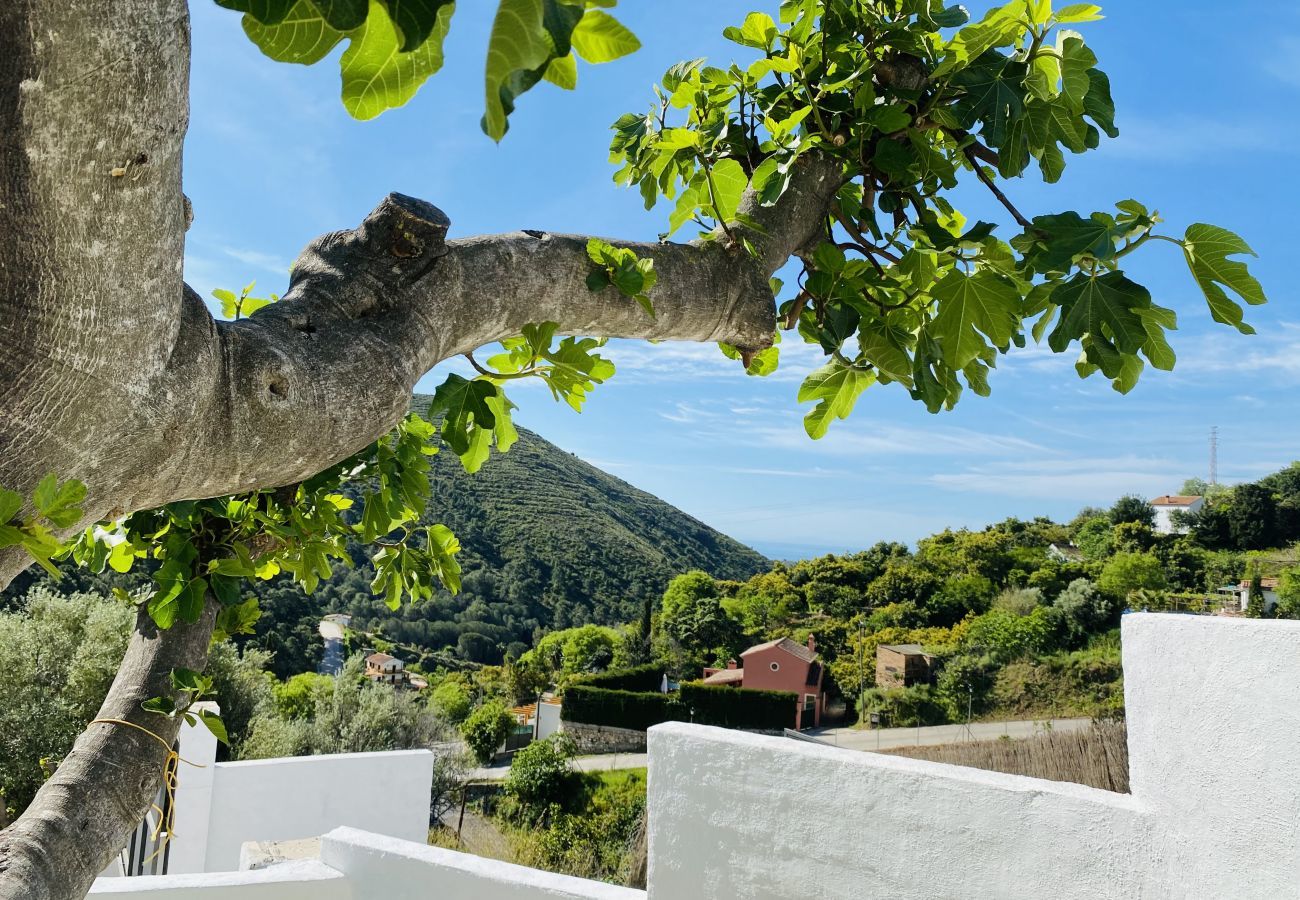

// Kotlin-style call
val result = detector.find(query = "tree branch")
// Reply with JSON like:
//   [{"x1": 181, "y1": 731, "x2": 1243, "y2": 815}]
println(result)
[
  {"x1": 964, "y1": 148, "x2": 1032, "y2": 229},
  {"x1": 146, "y1": 152, "x2": 844, "y2": 507},
  {"x1": 0, "y1": 600, "x2": 218, "y2": 900}
]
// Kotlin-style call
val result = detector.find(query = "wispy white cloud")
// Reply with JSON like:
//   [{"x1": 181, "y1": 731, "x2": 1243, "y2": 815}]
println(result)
[
  {"x1": 603, "y1": 338, "x2": 826, "y2": 384},
  {"x1": 1098, "y1": 112, "x2": 1281, "y2": 163},
  {"x1": 930, "y1": 454, "x2": 1182, "y2": 501},
  {"x1": 1168, "y1": 322, "x2": 1300, "y2": 380},
  {"x1": 218, "y1": 245, "x2": 292, "y2": 277},
  {"x1": 1262, "y1": 37, "x2": 1300, "y2": 88}
]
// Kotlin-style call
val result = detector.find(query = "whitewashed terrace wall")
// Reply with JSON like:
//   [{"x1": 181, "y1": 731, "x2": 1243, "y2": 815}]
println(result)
[
  {"x1": 319, "y1": 827, "x2": 644, "y2": 899},
  {"x1": 647, "y1": 612, "x2": 1300, "y2": 899},
  {"x1": 161, "y1": 740, "x2": 433, "y2": 874},
  {"x1": 201, "y1": 751, "x2": 433, "y2": 872},
  {"x1": 87, "y1": 860, "x2": 350, "y2": 899},
  {"x1": 89, "y1": 828, "x2": 644, "y2": 900}
]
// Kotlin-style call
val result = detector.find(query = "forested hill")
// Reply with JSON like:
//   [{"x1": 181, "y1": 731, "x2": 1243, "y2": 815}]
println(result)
[
  {"x1": 258, "y1": 407, "x2": 768, "y2": 675},
  {"x1": 423, "y1": 420, "x2": 769, "y2": 615}
]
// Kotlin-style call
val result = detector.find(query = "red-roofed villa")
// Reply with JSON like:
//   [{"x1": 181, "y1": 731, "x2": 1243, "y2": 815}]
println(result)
[{"x1": 702, "y1": 635, "x2": 826, "y2": 729}]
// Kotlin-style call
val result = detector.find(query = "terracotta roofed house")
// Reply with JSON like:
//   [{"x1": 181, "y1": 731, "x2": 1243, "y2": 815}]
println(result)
[
  {"x1": 702, "y1": 636, "x2": 826, "y2": 729},
  {"x1": 1151, "y1": 495, "x2": 1204, "y2": 535},
  {"x1": 1235, "y1": 577, "x2": 1281, "y2": 614},
  {"x1": 365, "y1": 651, "x2": 407, "y2": 685}
]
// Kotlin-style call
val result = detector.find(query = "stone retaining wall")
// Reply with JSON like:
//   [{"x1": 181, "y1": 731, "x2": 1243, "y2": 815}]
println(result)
[{"x1": 559, "y1": 721, "x2": 646, "y2": 754}]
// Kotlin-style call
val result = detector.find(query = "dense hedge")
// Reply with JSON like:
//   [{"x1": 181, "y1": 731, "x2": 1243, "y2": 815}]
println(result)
[
  {"x1": 563, "y1": 681, "x2": 799, "y2": 732},
  {"x1": 576, "y1": 664, "x2": 665, "y2": 693},
  {"x1": 678, "y1": 683, "x2": 799, "y2": 731},
  {"x1": 562, "y1": 685, "x2": 687, "y2": 731}
]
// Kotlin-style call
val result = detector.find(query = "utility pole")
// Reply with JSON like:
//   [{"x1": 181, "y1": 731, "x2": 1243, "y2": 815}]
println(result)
[
  {"x1": 1209, "y1": 425, "x2": 1218, "y2": 486},
  {"x1": 857, "y1": 617, "x2": 866, "y2": 730}
]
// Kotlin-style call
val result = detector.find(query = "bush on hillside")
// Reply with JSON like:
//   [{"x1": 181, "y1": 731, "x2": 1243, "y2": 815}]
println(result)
[
  {"x1": 430, "y1": 680, "x2": 473, "y2": 724},
  {"x1": 505, "y1": 734, "x2": 579, "y2": 820},
  {"x1": 577, "y1": 663, "x2": 664, "y2": 693},
  {"x1": 461, "y1": 701, "x2": 515, "y2": 765}
]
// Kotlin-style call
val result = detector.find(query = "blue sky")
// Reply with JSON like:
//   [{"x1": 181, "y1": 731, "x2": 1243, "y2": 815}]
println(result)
[{"x1": 184, "y1": 1, "x2": 1297, "y2": 559}]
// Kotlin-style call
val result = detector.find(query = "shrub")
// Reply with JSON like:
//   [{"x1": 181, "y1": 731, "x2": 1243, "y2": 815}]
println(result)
[
  {"x1": 989, "y1": 647, "x2": 1123, "y2": 719},
  {"x1": 859, "y1": 685, "x2": 948, "y2": 727},
  {"x1": 965, "y1": 606, "x2": 1059, "y2": 663},
  {"x1": 430, "y1": 680, "x2": 472, "y2": 725},
  {"x1": 461, "y1": 701, "x2": 514, "y2": 765},
  {"x1": 678, "y1": 683, "x2": 798, "y2": 731},
  {"x1": 1097, "y1": 552, "x2": 1166, "y2": 599},
  {"x1": 273, "y1": 671, "x2": 334, "y2": 720},
  {"x1": 1051, "y1": 578, "x2": 1116, "y2": 645},
  {"x1": 577, "y1": 664, "x2": 664, "y2": 693},
  {"x1": 561, "y1": 686, "x2": 686, "y2": 731},
  {"x1": 992, "y1": 587, "x2": 1042, "y2": 616},
  {"x1": 505, "y1": 735, "x2": 578, "y2": 820},
  {"x1": 562, "y1": 681, "x2": 800, "y2": 732},
  {"x1": 934, "y1": 652, "x2": 997, "y2": 720}
]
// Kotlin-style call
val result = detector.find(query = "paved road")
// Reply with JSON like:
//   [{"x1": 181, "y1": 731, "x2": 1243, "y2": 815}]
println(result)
[
  {"x1": 465, "y1": 717, "x2": 1092, "y2": 780},
  {"x1": 469, "y1": 752, "x2": 649, "y2": 782},
  {"x1": 318, "y1": 620, "x2": 345, "y2": 675},
  {"x1": 805, "y1": 717, "x2": 1092, "y2": 752}
]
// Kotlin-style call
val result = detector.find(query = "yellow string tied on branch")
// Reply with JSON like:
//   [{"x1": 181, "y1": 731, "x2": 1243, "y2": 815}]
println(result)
[{"x1": 90, "y1": 717, "x2": 206, "y2": 865}]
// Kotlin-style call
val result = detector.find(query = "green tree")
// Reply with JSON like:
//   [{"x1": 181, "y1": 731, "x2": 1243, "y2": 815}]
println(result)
[
  {"x1": 658, "y1": 573, "x2": 743, "y2": 665},
  {"x1": 1275, "y1": 569, "x2": 1300, "y2": 620},
  {"x1": 927, "y1": 574, "x2": 995, "y2": 626},
  {"x1": 965, "y1": 607, "x2": 1059, "y2": 663},
  {"x1": 531, "y1": 625, "x2": 623, "y2": 679},
  {"x1": 430, "y1": 680, "x2": 473, "y2": 725},
  {"x1": 206, "y1": 643, "x2": 277, "y2": 760},
  {"x1": 0, "y1": 590, "x2": 132, "y2": 820},
  {"x1": 1109, "y1": 495, "x2": 1156, "y2": 528},
  {"x1": 461, "y1": 701, "x2": 515, "y2": 766},
  {"x1": 1228, "y1": 483, "x2": 1280, "y2": 551},
  {"x1": 0, "y1": 1, "x2": 1271, "y2": 892},
  {"x1": 865, "y1": 560, "x2": 941, "y2": 609},
  {"x1": 1245, "y1": 570, "x2": 1268, "y2": 618},
  {"x1": 1074, "y1": 517, "x2": 1115, "y2": 561},
  {"x1": 1051, "y1": 578, "x2": 1114, "y2": 645},
  {"x1": 504, "y1": 735, "x2": 579, "y2": 821},
  {"x1": 1097, "y1": 552, "x2": 1167, "y2": 600},
  {"x1": 273, "y1": 672, "x2": 335, "y2": 720},
  {"x1": 1111, "y1": 521, "x2": 1156, "y2": 554}
]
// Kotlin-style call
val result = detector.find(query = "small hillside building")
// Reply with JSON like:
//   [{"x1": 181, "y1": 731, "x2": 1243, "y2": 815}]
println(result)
[
  {"x1": 876, "y1": 644, "x2": 934, "y2": 689},
  {"x1": 365, "y1": 652, "x2": 408, "y2": 685},
  {"x1": 1151, "y1": 495, "x2": 1204, "y2": 534},
  {"x1": 1236, "y1": 578, "x2": 1281, "y2": 614},
  {"x1": 1048, "y1": 543, "x2": 1086, "y2": 564},
  {"x1": 702, "y1": 636, "x2": 826, "y2": 729}
]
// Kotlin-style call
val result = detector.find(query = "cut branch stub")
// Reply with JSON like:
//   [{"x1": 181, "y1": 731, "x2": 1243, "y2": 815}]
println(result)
[{"x1": 357, "y1": 193, "x2": 452, "y2": 279}]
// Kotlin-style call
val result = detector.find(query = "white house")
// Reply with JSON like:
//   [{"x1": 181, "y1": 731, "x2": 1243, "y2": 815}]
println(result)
[
  {"x1": 364, "y1": 652, "x2": 407, "y2": 685},
  {"x1": 1236, "y1": 577, "x2": 1281, "y2": 613},
  {"x1": 1151, "y1": 495, "x2": 1203, "y2": 534}
]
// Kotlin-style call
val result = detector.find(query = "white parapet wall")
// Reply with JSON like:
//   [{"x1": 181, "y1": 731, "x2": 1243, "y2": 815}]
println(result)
[
  {"x1": 647, "y1": 612, "x2": 1300, "y2": 899},
  {"x1": 197, "y1": 750, "x2": 434, "y2": 873},
  {"x1": 88, "y1": 860, "x2": 352, "y2": 900},
  {"x1": 319, "y1": 826, "x2": 644, "y2": 900}
]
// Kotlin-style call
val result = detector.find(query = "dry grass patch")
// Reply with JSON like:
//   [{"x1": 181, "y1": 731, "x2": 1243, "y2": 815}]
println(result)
[{"x1": 885, "y1": 720, "x2": 1129, "y2": 793}]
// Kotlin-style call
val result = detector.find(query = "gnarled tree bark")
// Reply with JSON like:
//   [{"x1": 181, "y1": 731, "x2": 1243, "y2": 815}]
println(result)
[{"x1": 0, "y1": 2, "x2": 843, "y2": 897}]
